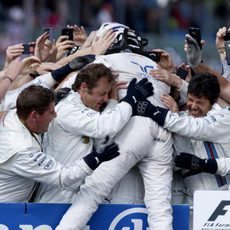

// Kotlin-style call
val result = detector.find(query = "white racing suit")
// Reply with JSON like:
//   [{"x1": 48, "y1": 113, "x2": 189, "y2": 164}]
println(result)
[
  {"x1": 35, "y1": 92, "x2": 132, "y2": 203},
  {"x1": 56, "y1": 52, "x2": 174, "y2": 230},
  {"x1": 164, "y1": 103, "x2": 230, "y2": 230},
  {"x1": 0, "y1": 73, "x2": 56, "y2": 111},
  {"x1": 164, "y1": 103, "x2": 230, "y2": 204},
  {"x1": 0, "y1": 109, "x2": 93, "y2": 202}
]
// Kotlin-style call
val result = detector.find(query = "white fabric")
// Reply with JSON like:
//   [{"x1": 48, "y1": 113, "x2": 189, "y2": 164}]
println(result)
[
  {"x1": 165, "y1": 104, "x2": 230, "y2": 205},
  {"x1": 216, "y1": 158, "x2": 230, "y2": 178},
  {"x1": 56, "y1": 117, "x2": 173, "y2": 230},
  {"x1": 164, "y1": 103, "x2": 230, "y2": 143},
  {"x1": 0, "y1": 109, "x2": 93, "y2": 202},
  {"x1": 56, "y1": 52, "x2": 174, "y2": 230},
  {"x1": 35, "y1": 91, "x2": 132, "y2": 203},
  {"x1": 0, "y1": 73, "x2": 56, "y2": 111}
]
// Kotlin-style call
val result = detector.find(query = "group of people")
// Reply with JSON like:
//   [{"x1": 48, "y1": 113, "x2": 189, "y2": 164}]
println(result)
[{"x1": 1, "y1": 21, "x2": 230, "y2": 230}]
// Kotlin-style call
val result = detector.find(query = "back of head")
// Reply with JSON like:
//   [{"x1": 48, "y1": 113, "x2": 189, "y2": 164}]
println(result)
[
  {"x1": 188, "y1": 73, "x2": 220, "y2": 105},
  {"x1": 96, "y1": 22, "x2": 148, "y2": 54},
  {"x1": 72, "y1": 63, "x2": 115, "y2": 91},
  {"x1": 16, "y1": 85, "x2": 55, "y2": 120}
]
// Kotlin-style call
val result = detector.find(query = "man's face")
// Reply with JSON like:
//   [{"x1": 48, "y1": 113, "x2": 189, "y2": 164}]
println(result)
[
  {"x1": 81, "y1": 77, "x2": 112, "y2": 111},
  {"x1": 35, "y1": 102, "x2": 57, "y2": 133},
  {"x1": 187, "y1": 93, "x2": 212, "y2": 117}
]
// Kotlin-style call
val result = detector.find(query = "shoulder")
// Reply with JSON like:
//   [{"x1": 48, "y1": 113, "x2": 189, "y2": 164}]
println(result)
[{"x1": 0, "y1": 112, "x2": 33, "y2": 163}]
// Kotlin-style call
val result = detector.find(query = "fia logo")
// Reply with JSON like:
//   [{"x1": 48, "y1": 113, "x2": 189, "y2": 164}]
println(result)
[
  {"x1": 202, "y1": 201, "x2": 230, "y2": 229},
  {"x1": 108, "y1": 207, "x2": 149, "y2": 230},
  {"x1": 208, "y1": 201, "x2": 230, "y2": 221}
]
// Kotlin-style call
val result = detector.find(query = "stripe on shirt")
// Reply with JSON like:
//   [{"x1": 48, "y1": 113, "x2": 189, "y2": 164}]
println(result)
[{"x1": 204, "y1": 142, "x2": 227, "y2": 187}]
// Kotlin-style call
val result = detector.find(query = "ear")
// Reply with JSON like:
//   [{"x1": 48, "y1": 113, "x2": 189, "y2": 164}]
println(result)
[
  {"x1": 30, "y1": 111, "x2": 38, "y2": 122},
  {"x1": 79, "y1": 82, "x2": 88, "y2": 93}
]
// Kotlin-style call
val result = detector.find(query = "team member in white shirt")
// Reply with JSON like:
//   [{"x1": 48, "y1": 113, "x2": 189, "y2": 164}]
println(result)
[
  {"x1": 0, "y1": 85, "x2": 120, "y2": 202},
  {"x1": 35, "y1": 62, "x2": 153, "y2": 203},
  {"x1": 56, "y1": 22, "x2": 174, "y2": 230}
]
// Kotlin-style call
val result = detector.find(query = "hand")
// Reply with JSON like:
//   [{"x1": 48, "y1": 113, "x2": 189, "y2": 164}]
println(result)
[
  {"x1": 160, "y1": 94, "x2": 179, "y2": 112},
  {"x1": 69, "y1": 54, "x2": 95, "y2": 70},
  {"x1": 34, "y1": 32, "x2": 53, "y2": 62},
  {"x1": 81, "y1": 31, "x2": 97, "y2": 49},
  {"x1": 174, "y1": 152, "x2": 217, "y2": 174},
  {"x1": 70, "y1": 24, "x2": 88, "y2": 46},
  {"x1": 55, "y1": 35, "x2": 75, "y2": 60},
  {"x1": 151, "y1": 49, "x2": 175, "y2": 72},
  {"x1": 109, "y1": 79, "x2": 127, "y2": 100},
  {"x1": 133, "y1": 100, "x2": 168, "y2": 126},
  {"x1": 121, "y1": 78, "x2": 154, "y2": 107},
  {"x1": 184, "y1": 34, "x2": 203, "y2": 68},
  {"x1": 216, "y1": 26, "x2": 228, "y2": 60},
  {"x1": 19, "y1": 56, "x2": 41, "y2": 75},
  {"x1": 91, "y1": 29, "x2": 116, "y2": 55},
  {"x1": 4, "y1": 43, "x2": 24, "y2": 67},
  {"x1": 83, "y1": 142, "x2": 120, "y2": 170},
  {"x1": 150, "y1": 67, "x2": 183, "y2": 89}
]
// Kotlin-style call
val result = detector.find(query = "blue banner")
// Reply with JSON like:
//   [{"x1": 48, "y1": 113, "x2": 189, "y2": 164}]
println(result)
[{"x1": 0, "y1": 203, "x2": 189, "y2": 230}]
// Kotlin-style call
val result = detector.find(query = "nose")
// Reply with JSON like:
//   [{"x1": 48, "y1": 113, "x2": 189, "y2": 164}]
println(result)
[{"x1": 189, "y1": 101, "x2": 198, "y2": 110}]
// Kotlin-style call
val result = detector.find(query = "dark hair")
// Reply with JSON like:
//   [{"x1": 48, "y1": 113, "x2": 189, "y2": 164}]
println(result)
[
  {"x1": 72, "y1": 63, "x2": 115, "y2": 92},
  {"x1": 16, "y1": 85, "x2": 55, "y2": 119},
  {"x1": 188, "y1": 73, "x2": 220, "y2": 105}
]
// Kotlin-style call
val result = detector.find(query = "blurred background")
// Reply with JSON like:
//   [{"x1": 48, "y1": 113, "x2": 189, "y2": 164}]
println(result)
[{"x1": 0, "y1": 0, "x2": 229, "y2": 70}]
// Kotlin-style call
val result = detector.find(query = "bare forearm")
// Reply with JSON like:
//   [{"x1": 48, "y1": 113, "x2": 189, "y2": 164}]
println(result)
[
  {"x1": 56, "y1": 47, "x2": 92, "y2": 66},
  {"x1": 193, "y1": 63, "x2": 230, "y2": 103},
  {"x1": 8, "y1": 74, "x2": 34, "y2": 91},
  {"x1": 0, "y1": 76, "x2": 13, "y2": 102}
]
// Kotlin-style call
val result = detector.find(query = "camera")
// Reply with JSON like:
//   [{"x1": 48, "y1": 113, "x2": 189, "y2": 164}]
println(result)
[
  {"x1": 61, "y1": 28, "x2": 74, "y2": 41},
  {"x1": 188, "y1": 27, "x2": 202, "y2": 49},
  {"x1": 176, "y1": 67, "x2": 188, "y2": 80},
  {"x1": 224, "y1": 30, "x2": 230, "y2": 41},
  {"x1": 22, "y1": 44, "x2": 35, "y2": 55}
]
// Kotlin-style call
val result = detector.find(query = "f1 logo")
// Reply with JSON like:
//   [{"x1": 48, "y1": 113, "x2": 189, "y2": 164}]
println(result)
[{"x1": 208, "y1": 200, "x2": 230, "y2": 221}]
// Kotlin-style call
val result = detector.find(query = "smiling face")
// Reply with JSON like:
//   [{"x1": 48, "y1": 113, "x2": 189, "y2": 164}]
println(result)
[
  {"x1": 186, "y1": 93, "x2": 212, "y2": 117},
  {"x1": 80, "y1": 76, "x2": 112, "y2": 111}
]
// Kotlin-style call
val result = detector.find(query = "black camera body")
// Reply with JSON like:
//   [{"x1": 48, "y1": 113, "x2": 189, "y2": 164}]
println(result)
[
  {"x1": 188, "y1": 27, "x2": 202, "y2": 49},
  {"x1": 176, "y1": 67, "x2": 188, "y2": 80},
  {"x1": 22, "y1": 44, "x2": 35, "y2": 55},
  {"x1": 61, "y1": 28, "x2": 74, "y2": 41}
]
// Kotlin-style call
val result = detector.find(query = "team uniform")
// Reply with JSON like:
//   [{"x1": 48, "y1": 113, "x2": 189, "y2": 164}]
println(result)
[
  {"x1": 165, "y1": 103, "x2": 230, "y2": 204},
  {"x1": 35, "y1": 91, "x2": 132, "y2": 203},
  {"x1": 0, "y1": 109, "x2": 93, "y2": 202},
  {"x1": 56, "y1": 49, "x2": 174, "y2": 229}
]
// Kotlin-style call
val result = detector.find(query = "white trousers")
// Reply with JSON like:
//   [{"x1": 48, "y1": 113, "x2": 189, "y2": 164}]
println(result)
[{"x1": 56, "y1": 117, "x2": 173, "y2": 230}]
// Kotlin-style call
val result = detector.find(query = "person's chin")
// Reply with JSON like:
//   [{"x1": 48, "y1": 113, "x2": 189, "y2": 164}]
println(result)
[
  {"x1": 190, "y1": 112, "x2": 201, "y2": 117},
  {"x1": 95, "y1": 105, "x2": 101, "y2": 112}
]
